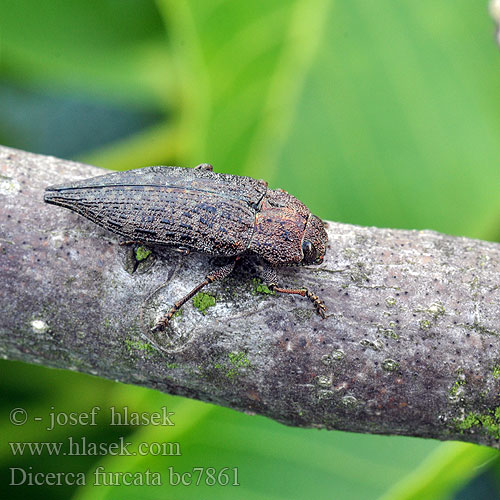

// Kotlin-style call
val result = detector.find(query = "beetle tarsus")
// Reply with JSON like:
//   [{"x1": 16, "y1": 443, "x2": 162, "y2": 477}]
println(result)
[
  {"x1": 270, "y1": 285, "x2": 327, "y2": 319},
  {"x1": 304, "y1": 289, "x2": 327, "y2": 319}
]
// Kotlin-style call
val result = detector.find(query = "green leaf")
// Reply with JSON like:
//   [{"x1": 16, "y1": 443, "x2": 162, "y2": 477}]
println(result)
[
  {"x1": 378, "y1": 442, "x2": 499, "y2": 500},
  {"x1": 0, "y1": 0, "x2": 170, "y2": 107}
]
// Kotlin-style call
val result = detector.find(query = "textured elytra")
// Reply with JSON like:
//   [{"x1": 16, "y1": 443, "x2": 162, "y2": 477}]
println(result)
[
  {"x1": 45, "y1": 167, "x2": 266, "y2": 257},
  {"x1": 44, "y1": 165, "x2": 328, "y2": 266}
]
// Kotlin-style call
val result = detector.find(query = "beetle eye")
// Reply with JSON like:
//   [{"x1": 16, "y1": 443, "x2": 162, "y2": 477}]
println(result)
[{"x1": 302, "y1": 240, "x2": 316, "y2": 264}]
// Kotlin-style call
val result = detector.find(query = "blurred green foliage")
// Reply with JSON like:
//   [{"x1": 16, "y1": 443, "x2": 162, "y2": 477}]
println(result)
[{"x1": 1, "y1": 0, "x2": 500, "y2": 499}]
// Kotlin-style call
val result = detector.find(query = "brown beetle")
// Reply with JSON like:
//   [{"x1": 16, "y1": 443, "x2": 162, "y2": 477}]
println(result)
[{"x1": 44, "y1": 164, "x2": 328, "y2": 330}]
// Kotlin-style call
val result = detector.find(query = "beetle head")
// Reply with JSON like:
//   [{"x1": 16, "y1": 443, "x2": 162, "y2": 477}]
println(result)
[{"x1": 301, "y1": 214, "x2": 328, "y2": 265}]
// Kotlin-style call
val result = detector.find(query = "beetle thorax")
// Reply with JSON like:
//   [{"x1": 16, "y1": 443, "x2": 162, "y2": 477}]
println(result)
[{"x1": 248, "y1": 188, "x2": 310, "y2": 266}]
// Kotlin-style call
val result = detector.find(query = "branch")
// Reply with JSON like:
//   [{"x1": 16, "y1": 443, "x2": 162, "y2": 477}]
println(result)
[{"x1": 1, "y1": 145, "x2": 500, "y2": 447}]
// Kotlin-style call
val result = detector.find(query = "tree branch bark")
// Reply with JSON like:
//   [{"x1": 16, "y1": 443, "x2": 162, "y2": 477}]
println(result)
[{"x1": 1, "y1": 145, "x2": 500, "y2": 447}]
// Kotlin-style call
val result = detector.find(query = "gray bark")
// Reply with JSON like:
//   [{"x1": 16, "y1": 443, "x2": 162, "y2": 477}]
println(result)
[{"x1": 1, "y1": 145, "x2": 500, "y2": 447}]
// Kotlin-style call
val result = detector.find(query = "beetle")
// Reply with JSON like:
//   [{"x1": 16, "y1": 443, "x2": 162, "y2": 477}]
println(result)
[{"x1": 44, "y1": 164, "x2": 328, "y2": 331}]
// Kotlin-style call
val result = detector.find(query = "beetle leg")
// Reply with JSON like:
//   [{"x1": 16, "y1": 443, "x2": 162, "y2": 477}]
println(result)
[
  {"x1": 260, "y1": 266, "x2": 327, "y2": 319},
  {"x1": 272, "y1": 286, "x2": 327, "y2": 319},
  {"x1": 152, "y1": 257, "x2": 239, "y2": 332}
]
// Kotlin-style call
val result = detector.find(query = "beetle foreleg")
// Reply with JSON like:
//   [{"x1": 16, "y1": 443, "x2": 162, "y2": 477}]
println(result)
[
  {"x1": 151, "y1": 257, "x2": 239, "y2": 332},
  {"x1": 271, "y1": 286, "x2": 327, "y2": 319},
  {"x1": 260, "y1": 266, "x2": 327, "y2": 319}
]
